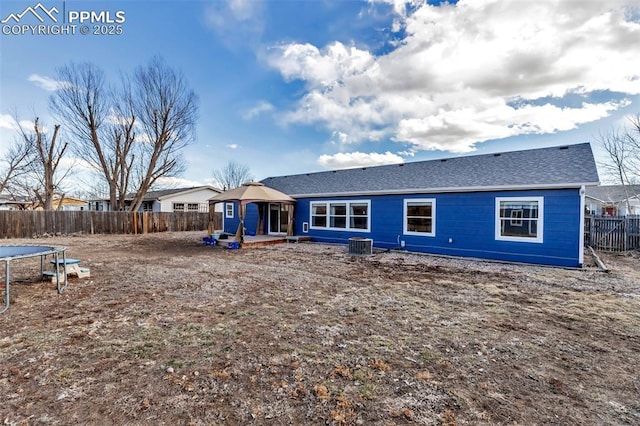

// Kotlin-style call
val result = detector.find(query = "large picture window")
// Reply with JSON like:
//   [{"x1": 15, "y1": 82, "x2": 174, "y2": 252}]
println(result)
[
  {"x1": 310, "y1": 200, "x2": 370, "y2": 232},
  {"x1": 496, "y1": 197, "x2": 543, "y2": 243},
  {"x1": 404, "y1": 199, "x2": 436, "y2": 236}
]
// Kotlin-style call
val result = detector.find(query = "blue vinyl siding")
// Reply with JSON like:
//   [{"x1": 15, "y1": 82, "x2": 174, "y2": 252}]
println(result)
[
  {"x1": 294, "y1": 189, "x2": 583, "y2": 267},
  {"x1": 222, "y1": 203, "x2": 260, "y2": 235}
]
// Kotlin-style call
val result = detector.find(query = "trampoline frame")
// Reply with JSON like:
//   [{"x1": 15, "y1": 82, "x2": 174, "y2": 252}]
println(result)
[{"x1": 1, "y1": 245, "x2": 68, "y2": 314}]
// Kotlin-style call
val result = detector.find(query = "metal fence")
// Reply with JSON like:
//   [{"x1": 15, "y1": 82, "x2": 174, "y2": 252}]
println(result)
[
  {"x1": 0, "y1": 211, "x2": 222, "y2": 239},
  {"x1": 584, "y1": 215, "x2": 640, "y2": 251}
]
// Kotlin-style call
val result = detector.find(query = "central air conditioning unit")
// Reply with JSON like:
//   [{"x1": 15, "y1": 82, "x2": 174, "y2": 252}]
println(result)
[{"x1": 348, "y1": 237, "x2": 373, "y2": 256}]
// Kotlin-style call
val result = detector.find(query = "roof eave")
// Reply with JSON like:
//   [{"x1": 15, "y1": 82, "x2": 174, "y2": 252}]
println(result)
[
  {"x1": 156, "y1": 186, "x2": 220, "y2": 201},
  {"x1": 286, "y1": 181, "x2": 601, "y2": 198}
]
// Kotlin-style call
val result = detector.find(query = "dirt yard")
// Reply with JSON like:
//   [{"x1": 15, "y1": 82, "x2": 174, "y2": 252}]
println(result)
[{"x1": 1, "y1": 232, "x2": 639, "y2": 425}]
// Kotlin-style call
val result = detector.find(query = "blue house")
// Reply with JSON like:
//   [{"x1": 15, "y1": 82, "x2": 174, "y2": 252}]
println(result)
[{"x1": 224, "y1": 143, "x2": 599, "y2": 267}]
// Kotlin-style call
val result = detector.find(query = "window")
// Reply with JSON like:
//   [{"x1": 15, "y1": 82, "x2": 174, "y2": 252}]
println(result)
[
  {"x1": 187, "y1": 203, "x2": 199, "y2": 212},
  {"x1": 311, "y1": 203, "x2": 327, "y2": 227},
  {"x1": 225, "y1": 203, "x2": 234, "y2": 218},
  {"x1": 350, "y1": 203, "x2": 369, "y2": 229},
  {"x1": 310, "y1": 200, "x2": 370, "y2": 232},
  {"x1": 330, "y1": 203, "x2": 347, "y2": 228},
  {"x1": 173, "y1": 203, "x2": 185, "y2": 212},
  {"x1": 496, "y1": 197, "x2": 543, "y2": 243},
  {"x1": 404, "y1": 199, "x2": 436, "y2": 236}
]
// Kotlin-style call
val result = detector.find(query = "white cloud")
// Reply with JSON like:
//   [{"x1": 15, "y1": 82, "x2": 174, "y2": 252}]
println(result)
[
  {"x1": 226, "y1": 143, "x2": 239, "y2": 149},
  {"x1": 0, "y1": 114, "x2": 52, "y2": 134},
  {"x1": 0, "y1": 114, "x2": 15, "y2": 129},
  {"x1": 204, "y1": 0, "x2": 265, "y2": 47},
  {"x1": 28, "y1": 74, "x2": 65, "y2": 91},
  {"x1": 242, "y1": 101, "x2": 274, "y2": 120},
  {"x1": 318, "y1": 151, "x2": 404, "y2": 169},
  {"x1": 268, "y1": 0, "x2": 640, "y2": 154},
  {"x1": 228, "y1": 0, "x2": 256, "y2": 21}
]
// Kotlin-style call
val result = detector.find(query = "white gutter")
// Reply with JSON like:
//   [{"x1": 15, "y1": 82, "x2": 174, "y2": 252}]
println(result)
[{"x1": 579, "y1": 185, "x2": 586, "y2": 267}]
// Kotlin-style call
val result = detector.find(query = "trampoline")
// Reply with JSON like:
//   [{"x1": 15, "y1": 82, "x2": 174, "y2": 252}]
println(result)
[{"x1": 1, "y1": 245, "x2": 68, "y2": 314}]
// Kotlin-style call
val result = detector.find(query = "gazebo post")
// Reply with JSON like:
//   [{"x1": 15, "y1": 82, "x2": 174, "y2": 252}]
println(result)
[
  {"x1": 287, "y1": 204, "x2": 295, "y2": 236},
  {"x1": 235, "y1": 202, "x2": 246, "y2": 243},
  {"x1": 208, "y1": 201, "x2": 218, "y2": 235},
  {"x1": 256, "y1": 203, "x2": 265, "y2": 236}
]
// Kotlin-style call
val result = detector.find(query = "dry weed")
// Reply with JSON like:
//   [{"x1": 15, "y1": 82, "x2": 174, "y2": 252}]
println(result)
[
  {"x1": 314, "y1": 384, "x2": 330, "y2": 401},
  {"x1": 369, "y1": 359, "x2": 391, "y2": 372},
  {"x1": 332, "y1": 365, "x2": 353, "y2": 379}
]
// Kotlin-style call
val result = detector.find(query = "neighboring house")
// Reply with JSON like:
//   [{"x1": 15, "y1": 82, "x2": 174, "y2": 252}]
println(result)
[
  {"x1": 0, "y1": 194, "x2": 85, "y2": 210},
  {"x1": 225, "y1": 143, "x2": 599, "y2": 267},
  {"x1": 48, "y1": 195, "x2": 87, "y2": 211},
  {"x1": 585, "y1": 185, "x2": 640, "y2": 216},
  {"x1": 88, "y1": 186, "x2": 221, "y2": 212},
  {"x1": 0, "y1": 195, "x2": 30, "y2": 210}
]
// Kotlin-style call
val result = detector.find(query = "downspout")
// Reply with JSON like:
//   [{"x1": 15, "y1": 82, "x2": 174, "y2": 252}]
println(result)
[{"x1": 579, "y1": 185, "x2": 586, "y2": 267}]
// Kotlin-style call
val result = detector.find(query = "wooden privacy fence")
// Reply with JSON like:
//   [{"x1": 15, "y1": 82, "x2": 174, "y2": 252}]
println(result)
[
  {"x1": 0, "y1": 211, "x2": 222, "y2": 239},
  {"x1": 584, "y1": 215, "x2": 640, "y2": 252}
]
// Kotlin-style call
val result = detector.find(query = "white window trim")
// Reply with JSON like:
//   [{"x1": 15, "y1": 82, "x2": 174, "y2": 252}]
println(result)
[
  {"x1": 403, "y1": 198, "x2": 436, "y2": 237},
  {"x1": 309, "y1": 200, "x2": 371, "y2": 232},
  {"x1": 225, "y1": 203, "x2": 234, "y2": 218},
  {"x1": 495, "y1": 196, "x2": 544, "y2": 243}
]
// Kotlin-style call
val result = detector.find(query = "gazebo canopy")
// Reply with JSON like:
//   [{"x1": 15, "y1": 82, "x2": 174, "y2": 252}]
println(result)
[{"x1": 208, "y1": 182, "x2": 295, "y2": 205}]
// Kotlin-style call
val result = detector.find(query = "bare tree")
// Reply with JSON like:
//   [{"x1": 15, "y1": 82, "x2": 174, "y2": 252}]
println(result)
[
  {"x1": 108, "y1": 75, "x2": 137, "y2": 210},
  {"x1": 49, "y1": 62, "x2": 125, "y2": 208},
  {"x1": 14, "y1": 116, "x2": 71, "y2": 210},
  {"x1": 50, "y1": 63, "x2": 141, "y2": 211},
  {"x1": 597, "y1": 113, "x2": 640, "y2": 213},
  {"x1": 51, "y1": 58, "x2": 198, "y2": 212},
  {"x1": 0, "y1": 134, "x2": 34, "y2": 195},
  {"x1": 127, "y1": 57, "x2": 199, "y2": 211},
  {"x1": 211, "y1": 161, "x2": 254, "y2": 191}
]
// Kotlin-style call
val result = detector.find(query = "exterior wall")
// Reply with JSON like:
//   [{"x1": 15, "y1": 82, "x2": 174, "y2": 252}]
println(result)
[
  {"x1": 223, "y1": 203, "x2": 260, "y2": 235},
  {"x1": 158, "y1": 188, "x2": 219, "y2": 212},
  {"x1": 58, "y1": 204, "x2": 87, "y2": 211},
  {"x1": 87, "y1": 200, "x2": 110, "y2": 211},
  {"x1": 619, "y1": 200, "x2": 640, "y2": 216},
  {"x1": 291, "y1": 188, "x2": 583, "y2": 267}
]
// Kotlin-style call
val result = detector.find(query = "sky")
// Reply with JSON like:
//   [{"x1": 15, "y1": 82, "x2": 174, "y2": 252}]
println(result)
[{"x1": 1, "y1": 0, "x2": 640, "y2": 194}]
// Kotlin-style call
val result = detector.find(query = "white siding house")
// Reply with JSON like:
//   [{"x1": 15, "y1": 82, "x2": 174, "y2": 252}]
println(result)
[
  {"x1": 585, "y1": 185, "x2": 640, "y2": 216},
  {"x1": 88, "y1": 186, "x2": 222, "y2": 212},
  {"x1": 154, "y1": 186, "x2": 221, "y2": 212}
]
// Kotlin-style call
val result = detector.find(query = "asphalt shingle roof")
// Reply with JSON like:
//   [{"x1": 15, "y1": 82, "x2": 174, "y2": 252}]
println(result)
[{"x1": 262, "y1": 143, "x2": 599, "y2": 196}]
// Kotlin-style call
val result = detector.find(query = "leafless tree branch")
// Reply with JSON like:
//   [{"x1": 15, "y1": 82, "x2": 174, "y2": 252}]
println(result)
[{"x1": 211, "y1": 161, "x2": 254, "y2": 191}]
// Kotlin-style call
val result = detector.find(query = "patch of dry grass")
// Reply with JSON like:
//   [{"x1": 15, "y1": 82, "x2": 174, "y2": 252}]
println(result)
[{"x1": 1, "y1": 232, "x2": 639, "y2": 425}]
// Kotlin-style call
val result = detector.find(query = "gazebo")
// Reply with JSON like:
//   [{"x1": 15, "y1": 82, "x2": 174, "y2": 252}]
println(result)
[{"x1": 208, "y1": 182, "x2": 296, "y2": 242}]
